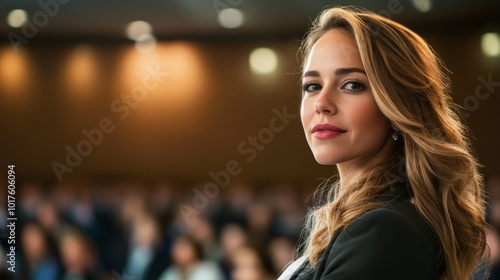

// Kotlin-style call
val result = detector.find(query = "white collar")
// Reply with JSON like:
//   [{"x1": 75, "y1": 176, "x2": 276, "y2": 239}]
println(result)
[{"x1": 277, "y1": 255, "x2": 307, "y2": 280}]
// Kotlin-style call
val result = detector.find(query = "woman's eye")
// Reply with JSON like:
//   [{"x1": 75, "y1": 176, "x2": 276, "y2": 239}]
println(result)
[
  {"x1": 342, "y1": 81, "x2": 365, "y2": 93},
  {"x1": 302, "y1": 83, "x2": 321, "y2": 93}
]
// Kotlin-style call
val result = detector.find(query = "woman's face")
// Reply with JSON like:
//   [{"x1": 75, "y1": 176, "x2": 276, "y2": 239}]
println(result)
[{"x1": 301, "y1": 29, "x2": 392, "y2": 173}]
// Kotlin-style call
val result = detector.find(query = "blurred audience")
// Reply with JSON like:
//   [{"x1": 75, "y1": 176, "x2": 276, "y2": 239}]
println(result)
[
  {"x1": 3, "y1": 181, "x2": 308, "y2": 280},
  {"x1": 186, "y1": 215, "x2": 220, "y2": 261},
  {"x1": 158, "y1": 235, "x2": 224, "y2": 280},
  {"x1": 219, "y1": 223, "x2": 249, "y2": 279},
  {"x1": 247, "y1": 200, "x2": 275, "y2": 256},
  {"x1": 36, "y1": 201, "x2": 64, "y2": 241},
  {"x1": 9, "y1": 177, "x2": 500, "y2": 279},
  {"x1": 231, "y1": 246, "x2": 272, "y2": 280},
  {"x1": 268, "y1": 236, "x2": 296, "y2": 276},
  {"x1": 20, "y1": 221, "x2": 60, "y2": 280},
  {"x1": 59, "y1": 228, "x2": 98, "y2": 280},
  {"x1": 123, "y1": 214, "x2": 169, "y2": 280}
]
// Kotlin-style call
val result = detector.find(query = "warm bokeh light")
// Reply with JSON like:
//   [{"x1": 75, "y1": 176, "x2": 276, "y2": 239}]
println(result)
[
  {"x1": 116, "y1": 42, "x2": 209, "y2": 111},
  {"x1": 411, "y1": 0, "x2": 432, "y2": 13},
  {"x1": 126, "y1": 20, "x2": 153, "y2": 41},
  {"x1": 482, "y1": 32, "x2": 500, "y2": 57},
  {"x1": 63, "y1": 45, "x2": 98, "y2": 96},
  {"x1": 249, "y1": 48, "x2": 278, "y2": 75},
  {"x1": 0, "y1": 46, "x2": 30, "y2": 93},
  {"x1": 217, "y1": 8, "x2": 244, "y2": 29},
  {"x1": 135, "y1": 34, "x2": 157, "y2": 54},
  {"x1": 7, "y1": 9, "x2": 28, "y2": 28}
]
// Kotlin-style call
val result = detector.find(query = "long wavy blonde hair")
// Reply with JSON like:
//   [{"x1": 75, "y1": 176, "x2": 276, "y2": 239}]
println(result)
[{"x1": 299, "y1": 6, "x2": 487, "y2": 280}]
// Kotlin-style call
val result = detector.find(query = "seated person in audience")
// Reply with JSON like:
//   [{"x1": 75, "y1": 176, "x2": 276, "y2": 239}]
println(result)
[
  {"x1": 231, "y1": 246, "x2": 273, "y2": 280},
  {"x1": 159, "y1": 235, "x2": 224, "y2": 280},
  {"x1": 268, "y1": 236, "x2": 296, "y2": 277},
  {"x1": 123, "y1": 214, "x2": 169, "y2": 280},
  {"x1": 20, "y1": 221, "x2": 61, "y2": 280},
  {"x1": 59, "y1": 228, "x2": 98, "y2": 280},
  {"x1": 219, "y1": 223, "x2": 249, "y2": 280}
]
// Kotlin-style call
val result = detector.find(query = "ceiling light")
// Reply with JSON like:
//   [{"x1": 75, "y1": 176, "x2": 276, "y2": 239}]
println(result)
[
  {"x1": 217, "y1": 8, "x2": 244, "y2": 29},
  {"x1": 126, "y1": 21, "x2": 152, "y2": 41},
  {"x1": 7, "y1": 9, "x2": 28, "y2": 28},
  {"x1": 411, "y1": 0, "x2": 432, "y2": 13},
  {"x1": 481, "y1": 32, "x2": 500, "y2": 57},
  {"x1": 249, "y1": 48, "x2": 278, "y2": 75}
]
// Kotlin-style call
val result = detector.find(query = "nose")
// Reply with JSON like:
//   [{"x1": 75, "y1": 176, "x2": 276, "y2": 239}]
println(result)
[{"x1": 314, "y1": 89, "x2": 336, "y2": 115}]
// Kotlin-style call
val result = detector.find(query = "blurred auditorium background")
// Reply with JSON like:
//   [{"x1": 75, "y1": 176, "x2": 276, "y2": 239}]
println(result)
[{"x1": 0, "y1": 0, "x2": 499, "y2": 279}]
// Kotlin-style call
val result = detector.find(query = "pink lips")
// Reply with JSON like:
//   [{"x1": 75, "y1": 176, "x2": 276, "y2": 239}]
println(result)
[{"x1": 311, "y1": 123, "x2": 346, "y2": 139}]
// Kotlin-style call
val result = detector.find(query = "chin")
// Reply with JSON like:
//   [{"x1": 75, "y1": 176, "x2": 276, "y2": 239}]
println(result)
[{"x1": 313, "y1": 155, "x2": 339, "y2": 165}]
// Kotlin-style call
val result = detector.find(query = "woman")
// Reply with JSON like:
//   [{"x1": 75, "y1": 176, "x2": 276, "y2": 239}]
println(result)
[{"x1": 278, "y1": 6, "x2": 487, "y2": 280}]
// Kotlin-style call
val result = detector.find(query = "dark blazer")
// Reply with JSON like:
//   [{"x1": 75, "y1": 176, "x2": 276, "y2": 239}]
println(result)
[{"x1": 289, "y1": 182, "x2": 444, "y2": 280}]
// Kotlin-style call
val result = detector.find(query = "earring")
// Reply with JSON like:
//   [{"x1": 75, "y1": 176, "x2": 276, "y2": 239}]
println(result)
[{"x1": 392, "y1": 131, "x2": 399, "y2": 141}]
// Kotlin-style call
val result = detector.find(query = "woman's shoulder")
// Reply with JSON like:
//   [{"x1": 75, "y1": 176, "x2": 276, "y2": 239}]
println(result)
[
  {"x1": 349, "y1": 181, "x2": 434, "y2": 241},
  {"x1": 319, "y1": 196, "x2": 443, "y2": 279},
  {"x1": 292, "y1": 197, "x2": 443, "y2": 280},
  {"x1": 348, "y1": 197, "x2": 427, "y2": 235},
  {"x1": 289, "y1": 192, "x2": 444, "y2": 280},
  {"x1": 346, "y1": 192, "x2": 440, "y2": 253}
]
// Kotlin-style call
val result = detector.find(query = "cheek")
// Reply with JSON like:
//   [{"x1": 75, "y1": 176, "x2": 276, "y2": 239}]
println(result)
[{"x1": 347, "y1": 99, "x2": 388, "y2": 138}]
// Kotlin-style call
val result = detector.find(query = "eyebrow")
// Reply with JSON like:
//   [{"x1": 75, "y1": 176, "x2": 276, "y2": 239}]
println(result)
[{"x1": 302, "y1": 67, "x2": 366, "y2": 79}]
